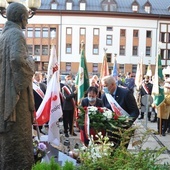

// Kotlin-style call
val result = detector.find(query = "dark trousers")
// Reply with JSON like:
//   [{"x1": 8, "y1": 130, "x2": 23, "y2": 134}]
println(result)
[
  {"x1": 140, "y1": 112, "x2": 151, "y2": 120},
  {"x1": 158, "y1": 118, "x2": 168, "y2": 134},
  {"x1": 63, "y1": 109, "x2": 74, "y2": 134}
]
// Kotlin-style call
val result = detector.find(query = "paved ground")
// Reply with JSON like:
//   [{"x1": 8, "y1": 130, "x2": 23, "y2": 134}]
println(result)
[{"x1": 128, "y1": 117, "x2": 170, "y2": 164}]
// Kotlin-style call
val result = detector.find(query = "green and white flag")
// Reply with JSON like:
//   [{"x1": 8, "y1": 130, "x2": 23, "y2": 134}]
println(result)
[
  {"x1": 152, "y1": 54, "x2": 165, "y2": 107},
  {"x1": 76, "y1": 42, "x2": 89, "y2": 104}
]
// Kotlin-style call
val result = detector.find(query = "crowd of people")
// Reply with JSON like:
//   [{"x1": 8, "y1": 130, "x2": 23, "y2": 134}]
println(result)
[{"x1": 32, "y1": 68, "x2": 170, "y2": 145}]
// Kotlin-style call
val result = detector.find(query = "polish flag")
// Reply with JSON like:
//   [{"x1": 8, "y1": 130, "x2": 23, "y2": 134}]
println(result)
[
  {"x1": 36, "y1": 72, "x2": 62, "y2": 145},
  {"x1": 36, "y1": 45, "x2": 62, "y2": 145}
]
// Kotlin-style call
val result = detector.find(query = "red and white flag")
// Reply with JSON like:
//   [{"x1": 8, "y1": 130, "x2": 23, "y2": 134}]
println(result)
[
  {"x1": 36, "y1": 45, "x2": 62, "y2": 146},
  {"x1": 36, "y1": 72, "x2": 62, "y2": 145}
]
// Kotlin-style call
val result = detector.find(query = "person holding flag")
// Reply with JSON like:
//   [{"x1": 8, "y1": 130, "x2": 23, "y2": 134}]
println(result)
[{"x1": 152, "y1": 53, "x2": 165, "y2": 136}]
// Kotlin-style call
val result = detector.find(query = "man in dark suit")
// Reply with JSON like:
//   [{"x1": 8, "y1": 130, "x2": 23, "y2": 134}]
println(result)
[
  {"x1": 101, "y1": 75, "x2": 139, "y2": 121},
  {"x1": 62, "y1": 75, "x2": 77, "y2": 137},
  {"x1": 101, "y1": 75, "x2": 139, "y2": 148}
]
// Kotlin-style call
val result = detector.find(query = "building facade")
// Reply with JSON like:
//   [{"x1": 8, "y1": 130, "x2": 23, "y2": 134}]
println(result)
[{"x1": 0, "y1": 0, "x2": 170, "y2": 77}]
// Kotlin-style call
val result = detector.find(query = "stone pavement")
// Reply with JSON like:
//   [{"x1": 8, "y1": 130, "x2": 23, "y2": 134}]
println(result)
[{"x1": 128, "y1": 118, "x2": 170, "y2": 164}]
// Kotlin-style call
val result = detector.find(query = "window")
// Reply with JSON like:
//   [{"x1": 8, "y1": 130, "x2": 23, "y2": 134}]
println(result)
[
  {"x1": 51, "y1": 2, "x2": 57, "y2": 9},
  {"x1": 120, "y1": 29, "x2": 126, "y2": 37},
  {"x1": 27, "y1": 28, "x2": 33, "y2": 37},
  {"x1": 66, "y1": 2, "x2": 72, "y2": 10},
  {"x1": 93, "y1": 45, "x2": 99, "y2": 54},
  {"x1": 66, "y1": 27, "x2": 72, "y2": 35},
  {"x1": 168, "y1": 50, "x2": 170, "y2": 60},
  {"x1": 132, "y1": 5, "x2": 138, "y2": 12},
  {"x1": 160, "y1": 32, "x2": 166, "y2": 43},
  {"x1": 132, "y1": 64, "x2": 137, "y2": 74},
  {"x1": 106, "y1": 35, "x2": 112, "y2": 45},
  {"x1": 146, "y1": 31, "x2": 152, "y2": 38},
  {"x1": 106, "y1": 27, "x2": 113, "y2": 31},
  {"x1": 94, "y1": 28, "x2": 99, "y2": 36},
  {"x1": 42, "y1": 28, "x2": 48, "y2": 38},
  {"x1": 66, "y1": 44, "x2": 72, "y2": 53},
  {"x1": 34, "y1": 45, "x2": 40, "y2": 55},
  {"x1": 106, "y1": 53, "x2": 112, "y2": 63},
  {"x1": 80, "y1": 28, "x2": 85, "y2": 35},
  {"x1": 93, "y1": 63, "x2": 98, "y2": 73},
  {"x1": 120, "y1": 45, "x2": 125, "y2": 55},
  {"x1": 146, "y1": 46, "x2": 151, "y2": 56},
  {"x1": 42, "y1": 45, "x2": 48, "y2": 55},
  {"x1": 42, "y1": 62, "x2": 48, "y2": 71},
  {"x1": 66, "y1": 62, "x2": 71, "y2": 72},
  {"x1": 168, "y1": 33, "x2": 170, "y2": 43},
  {"x1": 27, "y1": 45, "x2": 33, "y2": 55},
  {"x1": 133, "y1": 30, "x2": 138, "y2": 37},
  {"x1": 119, "y1": 64, "x2": 124, "y2": 73},
  {"x1": 160, "y1": 49, "x2": 165, "y2": 59},
  {"x1": 80, "y1": 2, "x2": 86, "y2": 10},
  {"x1": 132, "y1": 46, "x2": 138, "y2": 56},
  {"x1": 35, "y1": 28, "x2": 41, "y2": 38},
  {"x1": 50, "y1": 28, "x2": 56, "y2": 38},
  {"x1": 145, "y1": 6, "x2": 151, "y2": 13}
]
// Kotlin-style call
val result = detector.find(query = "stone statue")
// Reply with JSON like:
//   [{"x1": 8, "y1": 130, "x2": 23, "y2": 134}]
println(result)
[{"x1": 0, "y1": 2, "x2": 35, "y2": 169}]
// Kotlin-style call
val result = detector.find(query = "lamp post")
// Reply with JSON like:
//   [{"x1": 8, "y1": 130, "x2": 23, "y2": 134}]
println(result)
[{"x1": 0, "y1": 0, "x2": 41, "y2": 18}]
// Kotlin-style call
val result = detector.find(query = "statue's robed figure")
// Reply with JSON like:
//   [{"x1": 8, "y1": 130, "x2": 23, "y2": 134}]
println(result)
[{"x1": 0, "y1": 2, "x2": 35, "y2": 169}]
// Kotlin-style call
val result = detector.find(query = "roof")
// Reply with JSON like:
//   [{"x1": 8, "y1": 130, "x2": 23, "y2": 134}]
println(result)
[{"x1": 39, "y1": 0, "x2": 170, "y2": 16}]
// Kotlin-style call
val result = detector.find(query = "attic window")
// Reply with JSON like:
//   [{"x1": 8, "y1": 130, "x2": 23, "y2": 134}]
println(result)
[
  {"x1": 80, "y1": 2, "x2": 86, "y2": 10},
  {"x1": 132, "y1": 5, "x2": 138, "y2": 12},
  {"x1": 131, "y1": 0, "x2": 139, "y2": 12},
  {"x1": 101, "y1": 0, "x2": 117, "y2": 11},
  {"x1": 66, "y1": 2, "x2": 72, "y2": 10},
  {"x1": 51, "y1": 3, "x2": 58, "y2": 9},
  {"x1": 145, "y1": 6, "x2": 151, "y2": 13}
]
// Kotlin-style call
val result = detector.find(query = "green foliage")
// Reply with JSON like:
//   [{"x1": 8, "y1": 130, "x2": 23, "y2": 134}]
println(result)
[
  {"x1": 32, "y1": 157, "x2": 75, "y2": 170},
  {"x1": 76, "y1": 129, "x2": 170, "y2": 170}
]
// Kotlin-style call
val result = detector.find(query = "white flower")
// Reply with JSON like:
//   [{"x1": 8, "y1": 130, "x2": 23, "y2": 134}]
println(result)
[
  {"x1": 87, "y1": 106, "x2": 98, "y2": 112},
  {"x1": 103, "y1": 108, "x2": 113, "y2": 119}
]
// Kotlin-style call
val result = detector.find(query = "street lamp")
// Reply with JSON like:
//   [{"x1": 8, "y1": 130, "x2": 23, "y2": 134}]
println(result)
[{"x1": 0, "y1": 0, "x2": 41, "y2": 18}]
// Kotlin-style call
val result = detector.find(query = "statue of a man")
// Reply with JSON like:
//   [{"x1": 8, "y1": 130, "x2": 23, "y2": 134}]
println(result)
[{"x1": 0, "y1": 2, "x2": 35, "y2": 169}]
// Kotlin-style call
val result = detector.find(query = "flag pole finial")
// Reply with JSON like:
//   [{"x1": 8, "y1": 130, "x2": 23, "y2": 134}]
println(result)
[
  {"x1": 103, "y1": 47, "x2": 107, "y2": 53},
  {"x1": 81, "y1": 40, "x2": 84, "y2": 50}
]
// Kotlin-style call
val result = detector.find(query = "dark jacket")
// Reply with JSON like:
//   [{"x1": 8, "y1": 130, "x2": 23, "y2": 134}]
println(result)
[
  {"x1": 101, "y1": 86, "x2": 139, "y2": 120},
  {"x1": 62, "y1": 85, "x2": 77, "y2": 110},
  {"x1": 81, "y1": 97, "x2": 103, "y2": 107}
]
